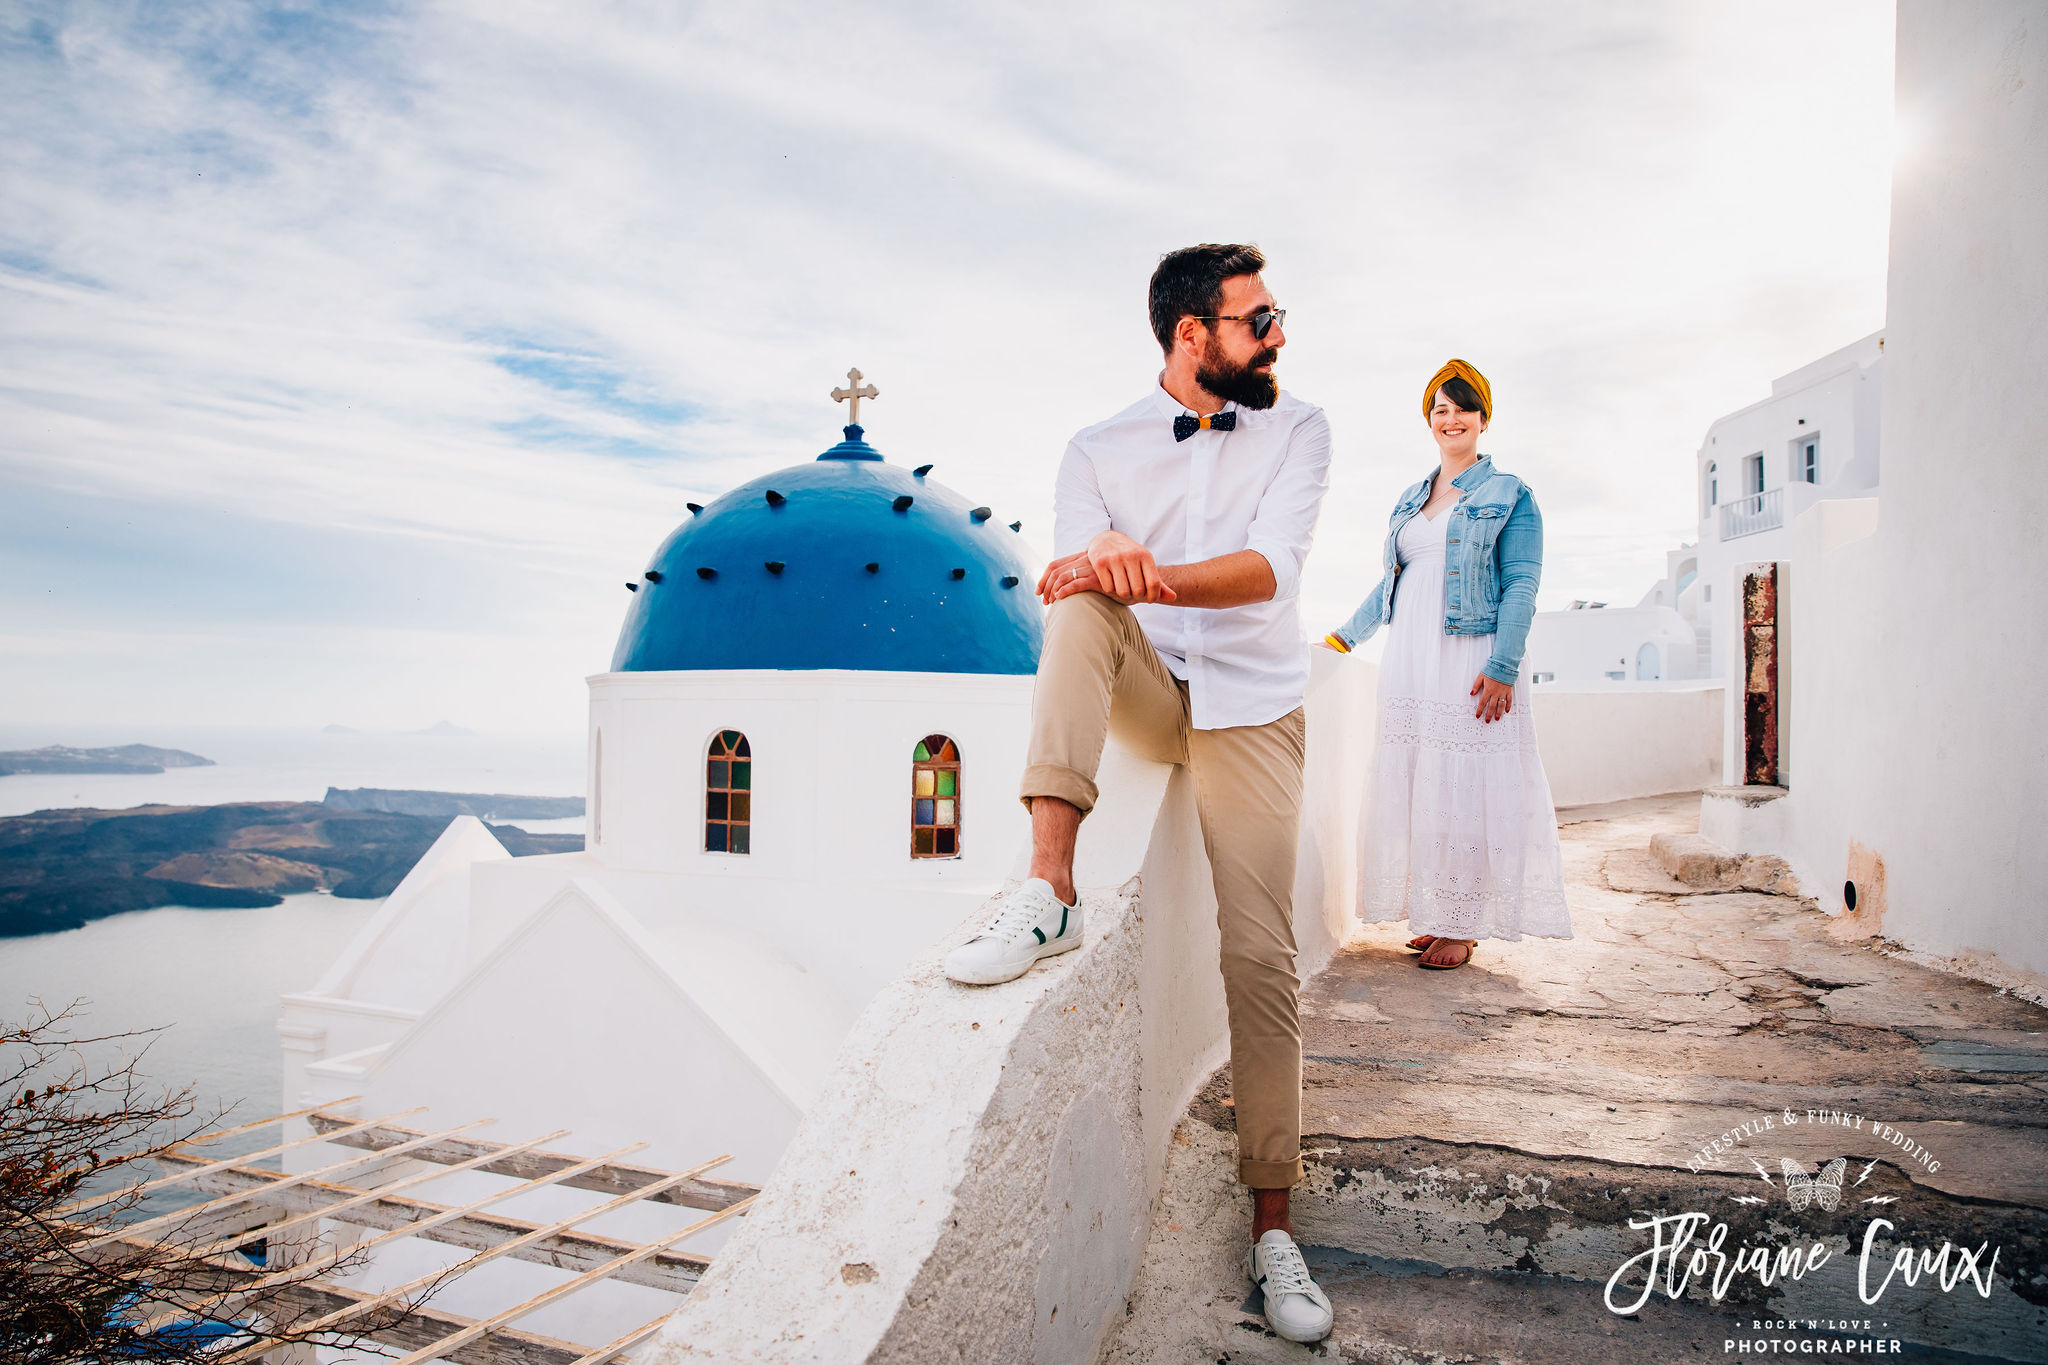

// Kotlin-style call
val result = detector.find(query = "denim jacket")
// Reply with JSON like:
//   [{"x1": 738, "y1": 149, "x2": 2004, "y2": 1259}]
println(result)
[{"x1": 1327, "y1": 456, "x2": 1543, "y2": 685}]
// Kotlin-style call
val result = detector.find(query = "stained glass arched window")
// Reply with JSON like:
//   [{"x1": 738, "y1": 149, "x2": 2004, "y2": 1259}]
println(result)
[
  {"x1": 911, "y1": 735, "x2": 960, "y2": 858},
  {"x1": 705, "y1": 730, "x2": 751, "y2": 854}
]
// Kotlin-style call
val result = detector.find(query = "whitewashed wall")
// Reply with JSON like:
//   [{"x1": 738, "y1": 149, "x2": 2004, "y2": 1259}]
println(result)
[
  {"x1": 1758, "y1": 2, "x2": 2048, "y2": 984},
  {"x1": 587, "y1": 669, "x2": 1031, "y2": 885},
  {"x1": 1531, "y1": 684, "x2": 1724, "y2": 807},
  {"x1": 1747, "y1": 499, "x2": 1882, "y2": 895},
  {"x1": 583, "y1": 668, "x2": 1035, "y2": 1011}
]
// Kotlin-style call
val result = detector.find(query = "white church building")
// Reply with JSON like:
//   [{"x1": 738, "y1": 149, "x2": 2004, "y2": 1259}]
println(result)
[{"x1": 273, "y1": 398, "x2": 1045, "y2": 1344}]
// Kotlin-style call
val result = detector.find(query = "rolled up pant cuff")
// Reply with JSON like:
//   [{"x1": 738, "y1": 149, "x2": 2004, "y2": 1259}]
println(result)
[
  {"x1": 1019, "y1": 764, "x2": 1097, "y2": 816},
  {"x1": 1238, "y1": 1155, "x2": 1303, "y2": 1189}
]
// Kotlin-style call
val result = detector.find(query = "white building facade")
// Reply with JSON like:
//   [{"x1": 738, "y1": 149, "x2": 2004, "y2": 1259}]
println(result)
[{"x1": 1692, "y1": 332, "x2": 1884, "y2": 691}]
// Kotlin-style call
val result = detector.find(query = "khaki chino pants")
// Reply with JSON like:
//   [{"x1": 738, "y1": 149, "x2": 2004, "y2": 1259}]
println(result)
[{"x1": 1018, "y1": 591, "x2": 1306, "y2": 1188}]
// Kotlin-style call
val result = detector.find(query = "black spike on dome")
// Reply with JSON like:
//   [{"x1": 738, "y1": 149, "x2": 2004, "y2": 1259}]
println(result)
[
  {"x1": 950, "y1": 567, "x2": 966, "y2": 580},
  {"x1": 696, "y1": 566, "x2": 717, "y2": 580},
  {"x1": 865, "y1": 562, "x2": 880, "y2": 574},
  {"x1": 1000, "y1": 575, "x2": 1019, "y2": 588},
  {"x1": 1009, "y1": 521, "x2": 1022, "y2": 532},
  {"x1": 913, "y1": 464, "x2": 933, "y2": 477},
  {"x1": 892, "y1": 495, "x2": 914, "y2": 512},
  {"x1": 765, "y1": 490, "x2": 786, "y2": 507},
  {"x1": 765, "y1": 560, "x2": 785, "y2": 574},
  {"x1": 644, "y1": 569, "x2": 663, "y2": 583},
  {"x1": 686, "y1": 502, "x2": 703, "y2": 514},
  {"x1": 970, "y1": 507, "x2": 991, "y2": 522},
  {"x1": 625, "y1": 581, "x2": 639, "y2": 591}
]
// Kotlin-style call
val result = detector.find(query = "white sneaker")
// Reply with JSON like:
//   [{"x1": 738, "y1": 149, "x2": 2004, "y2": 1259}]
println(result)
[
  {"x1": 1246, "y1": 1229, "x2": 1333, "y2": 1344},
  {"x1": 942, "y1": 879, "x2": 1082, "y2": 985}
]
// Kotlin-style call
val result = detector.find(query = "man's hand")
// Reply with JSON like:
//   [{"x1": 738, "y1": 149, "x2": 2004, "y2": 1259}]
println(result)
[
  {"x1": 1035, "y1": 551, "x2": 1084, "y2": 603},
  {"x1": 1470, "y1": 673, "x2": 1514, "y2": 724},
  {"x1": 1086, "y1": 529, "x2": 1174, "y2": 604},
  {"x1": 1037, "y1": 536, "x2": 1178, "y2": 606}
]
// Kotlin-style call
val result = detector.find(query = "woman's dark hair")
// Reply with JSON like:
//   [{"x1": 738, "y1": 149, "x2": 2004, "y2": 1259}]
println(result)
[
  {"x1": 1148, "y1": 243, "x2": 1266, "y2": 356},
  {"x1": 1433, "y1": 376, "x2": 1487, "y2": 417}
]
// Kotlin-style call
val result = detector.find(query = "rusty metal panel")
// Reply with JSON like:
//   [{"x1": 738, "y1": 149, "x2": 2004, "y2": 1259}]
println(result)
[{"x1": 1742, "y1": 565, "x2": 1778, "y2": 786}]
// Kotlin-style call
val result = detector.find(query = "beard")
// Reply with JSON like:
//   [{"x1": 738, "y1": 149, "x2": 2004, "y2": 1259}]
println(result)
[{"x1": 1196, "y1": 337, "x2": 1280, "y2": 410}]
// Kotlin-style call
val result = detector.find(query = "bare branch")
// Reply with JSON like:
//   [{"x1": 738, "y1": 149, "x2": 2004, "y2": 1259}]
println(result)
[{"x1": 1, "y1": 1007, "x2": 438, "y2": 1364}]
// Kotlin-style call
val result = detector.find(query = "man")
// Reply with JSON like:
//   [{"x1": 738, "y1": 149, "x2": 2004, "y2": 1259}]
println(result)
[{"x1": 942, "y1": 243, "x2": 1334, "y2": 1344}]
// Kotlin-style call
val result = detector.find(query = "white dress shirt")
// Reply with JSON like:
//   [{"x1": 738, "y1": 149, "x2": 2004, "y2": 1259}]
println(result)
[{"x1": 1053, "y1": 383, "x2": 1333, "y2": 730}]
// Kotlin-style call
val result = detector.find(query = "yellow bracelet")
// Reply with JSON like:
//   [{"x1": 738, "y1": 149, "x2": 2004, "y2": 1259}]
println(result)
[{"x1": 1323, "y1": 634, "x2": 1350, "y2": 654}]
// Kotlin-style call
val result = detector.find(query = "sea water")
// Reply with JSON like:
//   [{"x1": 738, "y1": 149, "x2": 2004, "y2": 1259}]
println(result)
[
  {"x1": 0, "y1": 724, "x2": 586, "y2": 1157},
  {"x1": 0, "y1": 893, "x2": 383, "y2": 1168}
]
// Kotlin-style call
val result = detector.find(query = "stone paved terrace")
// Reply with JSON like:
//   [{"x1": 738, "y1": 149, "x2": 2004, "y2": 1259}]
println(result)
[{"x1": 1104, "y1": 794, "x2": 2048, "y2": 1365}]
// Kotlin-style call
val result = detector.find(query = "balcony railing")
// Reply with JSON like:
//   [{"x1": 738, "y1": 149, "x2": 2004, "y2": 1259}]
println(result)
[{"x1": 1720, "y1": 487, "x2": 1783, "y2": 540}]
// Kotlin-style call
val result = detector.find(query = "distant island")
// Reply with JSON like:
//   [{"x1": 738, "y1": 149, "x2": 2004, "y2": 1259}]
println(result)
[
  {"x1": 323, "y1": 788, "x2": 584, "y2": 819},
  {"x1": 0, "y1": 799, "x2": 582, "y2": 938},
  {"x1": 0, "y1": 744, "x2": 215, "y2": 776}
]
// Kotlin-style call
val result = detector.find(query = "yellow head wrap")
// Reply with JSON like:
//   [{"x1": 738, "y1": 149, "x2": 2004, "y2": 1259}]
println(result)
[{"x1": 1424, "y1": 358, "x2": 1491, "y2": 423}]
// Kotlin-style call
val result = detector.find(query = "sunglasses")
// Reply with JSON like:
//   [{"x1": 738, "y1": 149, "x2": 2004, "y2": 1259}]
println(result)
[{"x1": 1190, "y1": 307, "x2": 1286, "y2": 341}]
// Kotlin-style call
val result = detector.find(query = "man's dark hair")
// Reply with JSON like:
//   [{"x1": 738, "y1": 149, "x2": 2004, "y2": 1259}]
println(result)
[
  {"x1": 1436, "y1": 377, "x2": 1487, "y2": 416},
  {"x1": 1149, "y1": 243, "x2": 1266, "y2": 355}
]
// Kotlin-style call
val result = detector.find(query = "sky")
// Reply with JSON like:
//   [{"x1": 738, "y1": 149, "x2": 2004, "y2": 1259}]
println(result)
[{"x1": 0, "y1": 1, "x2": 1898, "y2": 738}]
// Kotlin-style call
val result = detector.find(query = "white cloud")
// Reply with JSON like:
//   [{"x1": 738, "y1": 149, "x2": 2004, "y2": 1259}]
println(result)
[{"x1": 0, "y1": 0, "x2": 1895, "y2": 729}]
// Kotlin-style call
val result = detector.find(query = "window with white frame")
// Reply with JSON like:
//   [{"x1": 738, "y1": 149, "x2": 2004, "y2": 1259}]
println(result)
[
  {"x1": 1795, "y1": 434, "x2": 1819, "y2": 483},
  {"x1": 1744, "y1": 453, "x2": 1765, "y2": 496}
]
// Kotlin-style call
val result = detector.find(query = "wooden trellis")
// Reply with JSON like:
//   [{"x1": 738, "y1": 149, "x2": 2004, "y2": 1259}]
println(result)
[{"x1": 77, "y1": 1106, "x2": 758, "y2": 1365}]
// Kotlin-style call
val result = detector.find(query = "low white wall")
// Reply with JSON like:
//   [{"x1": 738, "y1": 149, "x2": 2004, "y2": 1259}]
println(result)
[
  {"x1": 645, "y1": 654, "x2": 1381, "y2": 1364},
  {"x1": 1529, "y1": 684, "x2": 1724, "y2": 807}
]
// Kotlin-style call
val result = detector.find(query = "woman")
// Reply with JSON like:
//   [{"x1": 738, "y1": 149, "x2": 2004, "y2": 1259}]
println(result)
[{"x1": 1322, "y1": 359, "x2": 1570, "y2": 968}]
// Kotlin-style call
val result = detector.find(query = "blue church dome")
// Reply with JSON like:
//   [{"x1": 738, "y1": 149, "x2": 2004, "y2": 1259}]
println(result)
[{"x1": 611, "y1": 423, "x2": 1044, "y2": 674}]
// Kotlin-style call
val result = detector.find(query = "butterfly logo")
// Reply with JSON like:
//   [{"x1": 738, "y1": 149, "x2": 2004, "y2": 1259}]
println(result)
[{"x1": 1781, "y1": 1157, "x2": 1847, "y2": 1212}]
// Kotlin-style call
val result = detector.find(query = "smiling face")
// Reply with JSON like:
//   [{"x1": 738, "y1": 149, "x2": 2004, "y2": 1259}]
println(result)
[{"x1": 1429, "y1": 384, "x2": 1485, "y2": 461}]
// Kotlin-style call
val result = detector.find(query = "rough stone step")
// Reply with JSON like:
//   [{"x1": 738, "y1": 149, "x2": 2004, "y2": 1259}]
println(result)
[{"x1": 1648, "y1": 829, "x2": 1798, "y2": 894}]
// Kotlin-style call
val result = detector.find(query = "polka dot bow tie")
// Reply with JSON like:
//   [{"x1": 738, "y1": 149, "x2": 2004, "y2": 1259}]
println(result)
[{"x1": 1173, "y1": 410, "x2": 1236, "y2": 442}]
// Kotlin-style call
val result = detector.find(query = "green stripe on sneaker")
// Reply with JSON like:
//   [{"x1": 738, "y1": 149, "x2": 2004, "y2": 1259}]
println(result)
[{"x1": 1032, "y1": 927, "x2": 1046, "y2": 944}]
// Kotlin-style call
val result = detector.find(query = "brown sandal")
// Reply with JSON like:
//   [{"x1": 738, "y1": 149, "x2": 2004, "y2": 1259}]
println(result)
[
  {"x1": 1416, "y1": 939, "x2": 1475, "y2": 970},
  {"x1": 1405, "y1": 934, "x2": 1437, "y2": 953}
]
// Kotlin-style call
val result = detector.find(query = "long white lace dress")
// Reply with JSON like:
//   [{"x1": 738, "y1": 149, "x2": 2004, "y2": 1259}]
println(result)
[{"x1": 1363, "y1": 505, "x2": 1572, "y2": 940}]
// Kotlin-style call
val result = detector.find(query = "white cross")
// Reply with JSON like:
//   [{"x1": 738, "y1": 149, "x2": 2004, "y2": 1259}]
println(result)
[{"x1": 831, "y1": 367, "x2": 879, "y2": 425}]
